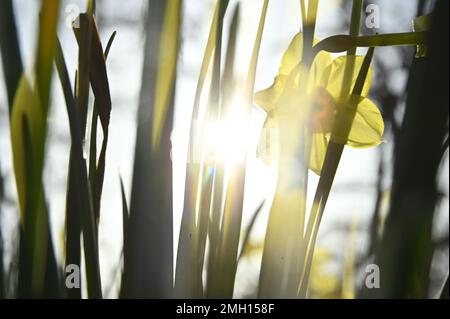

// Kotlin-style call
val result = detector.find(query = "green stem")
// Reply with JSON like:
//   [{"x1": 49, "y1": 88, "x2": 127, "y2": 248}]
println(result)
[
  {"x1": 313, "y1": 31, "x2": 427, "y2": 55},
  {"x1": 299, "y1": 47, "x2": 375, "y2": 298},
  {"x1": 300, "y1": 0, "x2": 306, "y2": 31},
  {"x1": 87, "y1": 0, "x2": 95, "y2": 15},
  {"x1": 302, "y1": 0, "x2": 319, "y2": 63},
  {"x1": 348, "y1": 0, "x2": 363, "y2": 55},
  {"x1": 299, "y1": 3, "x2": 367, "y2": 296},
  {"x1": 0, "y1": 0, "x2": 23, "y2": 113}
]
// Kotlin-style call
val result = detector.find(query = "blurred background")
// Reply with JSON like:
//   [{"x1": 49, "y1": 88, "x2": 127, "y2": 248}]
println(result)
[{"x1": 0, "y1": 0, "x2": 448, "y2": 298}]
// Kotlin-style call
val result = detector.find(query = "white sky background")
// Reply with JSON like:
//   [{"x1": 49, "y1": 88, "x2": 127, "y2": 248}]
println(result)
[{"x1": 0, "y1": 0, "x2": 448, "y2": 298}]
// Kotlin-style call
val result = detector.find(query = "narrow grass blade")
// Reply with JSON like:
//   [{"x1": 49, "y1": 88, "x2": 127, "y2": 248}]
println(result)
[
  {"x1": 205, "y1": 166, "x2": 226, "y2": 297},
  {"x1": 88, "y1": 24, "x2": 112, "y2": 222},
  {"x1": 118, "y1": 174, "x2": 129, "y2": 293},
  {"x1": 0, "y1": 162, "x2": 5, "y2": 298},
  {"x1": 341, "y1": 218, "x2": 357, "y2": 298},
  {"x1": 221, "y1": 3, "x2": 238, "y2": 101},
  {"x1": 151, "y1": 0, "x2": 183, "y2": 152},
  {"x1": 9, "y1": 0, "x2": 61, "y2": 298},
  {"x1": 118, "y1": 174, "x2": 129, "y2": 249},
  {"x1": 302, "y1": 0, "x2": 319, "y2": 64},
  {"x1": 77, "y1": 16, "x2": 102, "y2": 299},
  {"x1": 210, "y1": 0, "x2": 268, "y2": 299},
  {"x1": 439, "y1": 272, "x2": 449, "y2": 299},
  {"x1": 70, "y1": 12, "x2": 99, "y2": 298},
  {"x1": 87, "y1": 0, "x2": 96, "y2": 15},
  {"x1": 244, "y1": 1, "x2": 269, "y2": 105},
  {"x1": 194, "y1": 168, "x2": 214, "y2": 296},
  {"x1": 299, "y1": 3, "x2": 367, "y2": 297},
  {"x1": 36, "y1": 0, "x2": 60, "y2": 115},
  {"x1": 74, "y1": 14, "x2": 93, "y2": 139},
  {"x1": 54, "y1": 34, "x2": 102, "y2": 298},
  {"x1": 208, "y1": 0, "x2": 228, "y2": 117},
  {"x1": 299, "y1": 48, "x2": 375, "y2": 298},
  {"x1": 11, "y1": 77, "x2": 61, "y2": 297},
  {"x1": 0, "y1": 0, "x2": 23, "y2": 112},
  {"x1": 367, "y1": 1, "x2": 448, "y2": 298},
  {"x1": 238, "y1": 201, "x2": 264, "y2": 261},
  {"x1": 203, "y1": 0, "x2": 230, "y2": 299},
  {"x1": 122, "y1": 0, "x2": 181, "y2": 298},
  {"x1": 258, "y1": 0, "x2": 308, "y2": 298},
  {"x1": 62, "y1": 27, "x2": 115, "y2": 298},
  {"x1": 55, "y1": 39, "x2": 82, "y2": 298},
  {"x1": 205, "y1": 3, "x2": 243, "y2": 298},
  {"x1": 175, "y1": 0, "x2": 228, "y2": 298},
  {"x1": 300, "y1": 0, "x2": 306, "y2": 30},
  {"x1": 76, "y1": 26, "x2": 115, "y2": 221},
  {"x1": 62, "y1": 18, "x2": 93, "y2": 295},
  {"x1": 174, "y1": 162, "x2": 203, "y2": 297},
  {"x1": 74, "y1": 17, "x2": 112, "y2": 221},
  {"x1": 191, "y1": 1, "x2": 220, "y2": 123},
  {"x1": 347, "y1": 0, "x2": 363, "y2": 56}
]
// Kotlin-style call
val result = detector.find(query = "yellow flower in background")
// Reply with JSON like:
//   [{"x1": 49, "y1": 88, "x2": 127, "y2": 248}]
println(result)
[{"x1": 255, "y1": 32, "x2": 384, "y2": 175}]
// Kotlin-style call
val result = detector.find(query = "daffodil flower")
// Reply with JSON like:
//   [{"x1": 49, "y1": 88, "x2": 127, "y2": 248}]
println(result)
[{"x1": 255, "y1": 32, "x2": 384, "y2": 175}]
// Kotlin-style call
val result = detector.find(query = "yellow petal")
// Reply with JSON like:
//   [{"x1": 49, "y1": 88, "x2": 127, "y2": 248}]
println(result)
[
  {"x1": 257, "y1": 116, "x2": 279, "y2": 164},
  {"x1": 279, "y1": 33, "x2": 304, "y2": 76},
  {"x1": 254, "y1": 32, "x2": 304, "y2": 112},
  {"x1": 307, "y1": 51, "x2": 333, "y2": 93},
  {"x1": 254, "y1": 32, "x2": 332, "y2": 112},
  {"x1": 254, "y1": 75, "x2": 288, "y2": 113},
  {"x1": 331, "y1": 97, "x2": 384, "y2": 147},
  {"x1": 279, "y1": 33, "x2": 328, "y2": 75},
  {"x1": 309, "y1": 132, "x2": 328, "y2": 175},
  {"x1": 254, "y1": 64, "x2": 308, "y2": 114},
  {"x1": 254, "y1": 32, "x2": 305, "y2": 112},
  {"x1": 324, "y1": 56, "x2": 372, "y2": 98}
]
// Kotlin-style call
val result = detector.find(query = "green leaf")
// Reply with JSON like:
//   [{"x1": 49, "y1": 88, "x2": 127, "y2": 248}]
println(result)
[
  {"x1": 202, "y1": 0, "x2": 230, "y2": 299},
  {"x1": 299, "y1": 47, "x2": 375, "y2": 298},
  {"x1": 0, "y1": 0, "x2": 23, "y2": 112},
  {"x1": 119, "y1": 175, "x2": 129, "y2": 250},
  {"x1": 54, "y1": 38, "x2": 82, "y2": 299},
  {"x1": 9, "y1": 0, "x2": 61, "y2": 298},
  {"x1": 36, "y1": 0, "x2": 60, "y2": 116},
  {"x1": 210, "y1": 0, "x2": 269, "y2": 298},
  {"x1": 88, "y1": 30, "x2": 116, "y2": 224},
  {"x1": 176, "y1": 0, "x2": 229, "y2": 298},
  {"x1": 347, "y1": 0, "x2": 363, "y2": 55},
  {"x1": 88, "y1": 29, "x2": 117, "y2": 238},
  {"x1": 413, "y1": 13, "x2": 432, "y2": 57},
  {"x1": 439, "y1": 273, "x2": 449, "y2": 299},
  {"x1": 54, "y1": 21, "x2": 103, "y2": 297},
  {"x1": 122, "y1": 0, "x2": 182, "y2": 298},
  {"x1": 303, "y1": 0, "x2": 318, "y2": 61},
  {"x1": 238, "y1": 201, "x2": 265, "y2": 261},
  {"x1": 151, "y1": 0, "x2": 183, "y2": 152},
  {"x1": 0, "y1": 161, "x2": 4, "y2": 298},
  {"x1": 83, "y1": 26, "x2": 115, "y2": 222}
]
